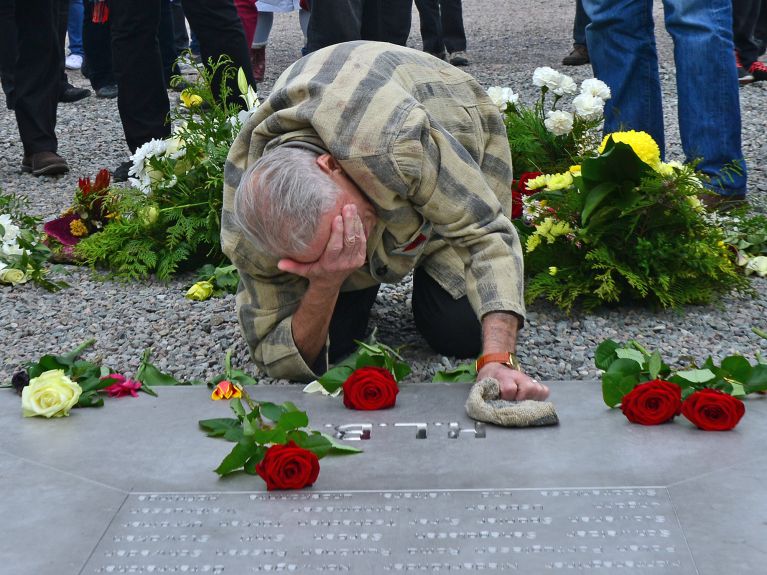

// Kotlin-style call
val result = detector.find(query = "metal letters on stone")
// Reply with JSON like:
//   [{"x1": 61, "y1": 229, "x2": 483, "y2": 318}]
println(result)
[{"x1": 84, "y1": 487, "x2": 694, "y2": 573}]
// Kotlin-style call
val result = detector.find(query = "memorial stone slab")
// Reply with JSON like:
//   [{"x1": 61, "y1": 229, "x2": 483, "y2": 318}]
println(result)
[{"x1": 1, "y1": 382, "x2": 765, "y2": 574}]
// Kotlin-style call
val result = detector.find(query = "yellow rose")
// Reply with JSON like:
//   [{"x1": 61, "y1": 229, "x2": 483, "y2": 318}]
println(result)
[
  {"x1": 186, "y1": 280, "x2": 214, "y2": 301},
  {"x1": 545, "y1": 172, "x2": 574, "y2": 191},
  {"x1": 21, "y1": 370, "x2": 82, "y2": 418},
  {"x1": 0, "y1": 268, "x2": 27, "y2": 285},
  {"x1": 180, "y1": 90, "x2": 203, "y2": 108}
]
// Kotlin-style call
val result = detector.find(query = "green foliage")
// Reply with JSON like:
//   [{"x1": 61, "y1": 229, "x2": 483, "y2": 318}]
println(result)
[
  {"x1": 199, "y1": 350, "x2": 362, "y2": 478},
  {"x1": 518, "y1": 141, "x2": 752, "y2": 311},
  {"x1": 432, "y1": 363, "x2": 477, "y2": 383},
  {"x1": 0, "y1": 191, "x2": 67, "y2": 292},
  {"x1": 192, "y1": 263, "x2": 240, "y2": 298},
  {"x1": 596, "y1": 338, "x2": 767, "y2": 407},
  {"x1": 318, "y1": 331, "x2": 411, "y2": 394},
  {"x1": 75, "y1": 57, "x2": 252, "y2": 280}
]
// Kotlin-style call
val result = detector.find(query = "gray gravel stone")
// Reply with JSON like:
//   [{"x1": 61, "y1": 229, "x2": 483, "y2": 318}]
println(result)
[{"x1": 1, "y1": 2, "x2": 765, "y2": 385}]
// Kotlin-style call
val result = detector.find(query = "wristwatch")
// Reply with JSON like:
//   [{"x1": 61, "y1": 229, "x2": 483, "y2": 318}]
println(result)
[{"x1": 475, "y1": 352, "x2": 521, "y2": 372}]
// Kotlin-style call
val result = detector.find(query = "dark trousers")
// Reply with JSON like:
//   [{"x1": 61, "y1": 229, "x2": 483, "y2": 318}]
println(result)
[
  {"x1": 306, "y1": 0, "x2": 412, "y2": 53},
  {"x1": 414, "y1": 0, "x2": 466, "y2": 55},
  {"x1": 5, "y1": 0, "x2": 61, "y2": 155},
  {"x1": 83, "y1": 1, "x2": 115, "y2": 90},
  {"x1": 733, "y1": 0, "x2": 766, "y2": 67},
  {"x1": 0, "y1": 0, "x2": 17, "y2": 108},
  {"x1": 108, "y1": 0, "x2": 254, "y2": 153},
  {"x1": 326, "y1": 267, "x2": 481, "y2": 366},
  {"x1": 170, "y1": 0, "x2": 189, "y2": 54}
]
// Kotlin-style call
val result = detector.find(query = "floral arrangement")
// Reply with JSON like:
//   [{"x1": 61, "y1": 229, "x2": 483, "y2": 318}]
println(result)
[
  {"x1": 43, "y1": 169, "x2": 115, "y2": 262},
  {"x1": 0, "y1": 191, "x2": 65, "y2": 291},
  {"x1": 596, "y1": 337, "x2": 767, "y2": 431},
  {"x1": 512, "y1": 132, "x2": 750, "y2": 310},
  {"x1": 199, "y1": 352, "x2": 361, "y2": 490},
  {"x1": 488, "y1": 67, "x2": 609, "y2": 175},
  {"x1": 73, "y1": 61, "x2": 259, "y2": 280}
]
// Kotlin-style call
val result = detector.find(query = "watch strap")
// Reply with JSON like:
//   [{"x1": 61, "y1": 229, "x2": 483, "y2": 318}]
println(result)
[{"x1": 475, "y1": 352, "x2": 521, "y2": 372}]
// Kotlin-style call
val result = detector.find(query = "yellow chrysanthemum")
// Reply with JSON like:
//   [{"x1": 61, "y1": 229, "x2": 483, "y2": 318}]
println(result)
[
  {"x1": 526, "y1": 174, "x2": 548, "y2": 190},
  {"x1": 599, "y1": 130, "x2": 661, "y2": 167},
  {"x1": 526, "y1": 234, "x2": 542, "y2": 253},
  {"x1": 568, "y1": 165, "x2": 581, "y2": 175},
  {"x1": 69, "y1": 219, "x2": 88, "y2": 237},
  {"x1": 548, "y1": 266, "x2": 558, "y2": 276},
  {"x1": 545, "y1": 172, "x2": 574, "y2": 191}
]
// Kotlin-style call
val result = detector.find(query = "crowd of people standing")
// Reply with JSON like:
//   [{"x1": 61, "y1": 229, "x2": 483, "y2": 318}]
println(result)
[{"x1": 2, "y1": 0, "x2": 764, "y2": 203}]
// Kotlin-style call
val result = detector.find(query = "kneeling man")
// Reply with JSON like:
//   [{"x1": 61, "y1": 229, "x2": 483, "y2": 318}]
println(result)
[{"x1": 222, "y1": 41, "x2": 548, "y2": 401}]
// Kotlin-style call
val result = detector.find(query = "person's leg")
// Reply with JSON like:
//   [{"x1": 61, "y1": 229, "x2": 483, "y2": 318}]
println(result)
[
  {"x1": 732, "y1": 0, "x2": 761, "y2": 68},
  {"x1": 365, "y1": 0, "x2": 411, "y2": 45},
  {"x1": 181, "y1": 0, "x2": 255, "y2": 105},
  {"x1": 562, "y1": 0, "x2": 590, "y2": 65},
  {"x1": 583, "y1": 0, "x2": 665, "y2": 151},
  {"x1": 253, "y1": 10, "x2": 273, "y2": 46},
  {"x1": 298, "y1": 7, "x2": 310, "y2": 39},
  {"x1": 170, "y1": 0, "x2": 190, "y2": 54},
  {"x1": 664, "y1": 0, "x2": 747, "y2": 196},
  {"x1": 306, "y1": 0, "x2": 363, "y2": 52},
  {"x1": 0, "y1": 0, "x2": 17, "y2": 109},
  {"x1": 159, "y1": 0, "x2": 180, "y2": 87},
  {"x1": 66, "y1": 0, "x2": 84, "y2": 59},
  {"x1": 440, "y1": 0, "x2": 466, "y2": 53},
  {"x1": 326, "y1": 286, "x2": 381, "y2": 365},
  {"x1": 83, "y1": 0, "x2": 116, "y2": 91},
  {"x1": 110, "y1": 0, "x2": 170, "y2": 153},
  {"x1": 415, "y1": 0, "x2": 444, "y2": 55},
  {"x1": 13, "y1": 0, "x2": 62, "y2": 157},
  {"x1": 233, "y1": 0, "x2": 258, "y2": 47},
  {"x1": 756, "y1": 0, "x2": 767, "y2": 56},
  {"x1": 412, "y1": 267, "x2": 481, "y2": 359}
]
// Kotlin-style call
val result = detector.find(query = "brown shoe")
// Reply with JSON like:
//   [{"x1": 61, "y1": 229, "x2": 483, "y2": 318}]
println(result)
[
  {"x1": 250, "y1": 46, "x2": 265, "y2": 83},
  {"x1": 28, "y1": 151, "x2": 69, "y2": 176},
  {"x1": 562, "y1": 44, "x2": 590, "y2": 66}
]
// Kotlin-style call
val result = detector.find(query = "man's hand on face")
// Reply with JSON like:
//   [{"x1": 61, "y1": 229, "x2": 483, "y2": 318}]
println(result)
[
  {"x1": 277, "y1": 204, "x2": 367, "y2": 289},
  {"x1": 477, "y1": 362, "x2": 550, "y2": 401}
]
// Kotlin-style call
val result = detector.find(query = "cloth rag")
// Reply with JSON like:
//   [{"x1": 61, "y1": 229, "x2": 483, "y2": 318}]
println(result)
[{"x1": 465, "y1": 378, "x2": 559, "y2": 427}]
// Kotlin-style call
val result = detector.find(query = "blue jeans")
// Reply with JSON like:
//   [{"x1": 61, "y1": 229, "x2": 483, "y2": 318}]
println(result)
[
  {"x1": 583, "y1": 0, "x2": 747, "y2": 196},
  {"x1": 67, "y1": 0, "x2": 83, "y2": 56}
]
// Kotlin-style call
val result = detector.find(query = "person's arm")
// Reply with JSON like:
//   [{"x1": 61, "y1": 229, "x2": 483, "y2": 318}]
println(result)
[{"x1": 476, "y1": 312, "x2": 549, "y2": 401}]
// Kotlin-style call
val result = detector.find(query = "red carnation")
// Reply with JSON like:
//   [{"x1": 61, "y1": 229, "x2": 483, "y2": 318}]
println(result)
[
  {"x1": 518, "y1": 171, "x2": 543, "y2": 195},
  {"x1": 342, "y1": 366, "x2": 399, "y2": 410},
  {"x1": 681, "y1": 389, "x2": 745, "y2": 431},
  {"x1": 256, "y1": 441, "x2": 320, "y2": 491},
  {"x1": 620, "y1": 379, "x2": 682, "y2": 425}
]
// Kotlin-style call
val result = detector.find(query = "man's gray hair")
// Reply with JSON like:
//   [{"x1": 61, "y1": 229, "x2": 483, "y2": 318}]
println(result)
[{"x1": 233, "y1": 146, "x2": 340, "y2": 257}]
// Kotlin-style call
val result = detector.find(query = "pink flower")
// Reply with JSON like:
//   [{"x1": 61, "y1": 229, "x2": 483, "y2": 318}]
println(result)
[{"x1": 101, "y1": 374, "x2": 142, "y2": 398}]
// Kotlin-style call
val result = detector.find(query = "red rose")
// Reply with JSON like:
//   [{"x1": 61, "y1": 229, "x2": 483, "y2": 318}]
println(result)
[
  {"x1": 518, "y1": 171, "x2": 543, "y2": 195},
  {"x1": 681, "y1": 389, "x2": 745, "y2": 431},
  {"x1": 255, "y1": 441, "x2": 320, "y2": 491},
  {"x1": 511, "y1": 190, "x2": 523, "y2": 219},
  {"x1": 342, "y1": 366, "x2": 399, "y2": 410},
  {"x1": 620, "y1": 379, "x2": 682, "y2": 425}
]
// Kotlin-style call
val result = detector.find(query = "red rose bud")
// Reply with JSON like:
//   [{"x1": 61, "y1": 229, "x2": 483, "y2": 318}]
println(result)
[
  {"x1": 342, "y1": 366, "x2": 399, "y2": 410},
  {"x1": 518, "y1": 171, "x2": 543, "y2": 195},
  {"x1": 256, "y1": 441, "x2": 320, "y2": 491},
  {"x1": 681, "y1": 389, "x2": 745, "y2": 431},
  {"x1": 620, "y1": 379, "x2": 682, "y2": 425},
  {"x1": 211, "y1": 380, "x2": 242, "y2": 400}
]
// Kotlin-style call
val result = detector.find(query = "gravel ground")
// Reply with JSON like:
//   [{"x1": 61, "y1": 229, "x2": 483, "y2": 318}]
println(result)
[{"x1": 1, "y1": 0, "x2": 765, "y2": 384}]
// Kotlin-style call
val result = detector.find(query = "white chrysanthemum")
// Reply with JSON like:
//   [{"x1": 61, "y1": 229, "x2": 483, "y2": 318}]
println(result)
[
  {"x1": 129, "y1": 138, "x2": 168, "y2": 179},
  {"x1": 0, "y1": 214, "x2": 20, "y2": 244},
  {"x1": 532, "y1": 67, "x2": 562, "y2": 90},
  {"x1": 552, "y1": 74, "x2": 578, "y2": 96},
  {"x1": 580, "y1": 78, "x2": 611, "y2": 100},
  {"x1": 1, "y1": 241, "x2": 23, "y2": 257},
  {"x1": 572, "y1": 93, "x2": 605, "y2": 120},
  {"x1": 544, "y1": 110, "x2": 574, "y2": 136},
  {"x1": 487, "y1": 86, "x2": 519, "y2": 112}
]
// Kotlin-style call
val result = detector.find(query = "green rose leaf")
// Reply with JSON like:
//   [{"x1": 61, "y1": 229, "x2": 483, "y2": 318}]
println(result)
[
  {"x1": 594, "y1": 339, "x2": 620, "y2": 371},
  {"x1": 745, "y1": 364, "x2": 767, "y2": 393},
  {"x1": 615, "y1": 348, "x2": 646, "y2": 367},
  {"x1": 720, "y1": 355, "x2": 752, "y2": 382},
  {"x1": 601, "y1": 358, "x2": 643, "y2": 407},
  {"x1": 648, "y1": 351, "x2": 663, "y2": 380},
  {"x1": 229, "y1": 398, "x2": 246, "y2": 418},
  {"x1": 259, "y1": 402, "x2": 284, "y2": 422},
  {"x1": 198, "y1": 417, "x2": 241, "y2": 438},
  {"x1": 276, "y1": 410, "x2": 310, "y2": 431},
  {"x1": 77, "y1": 391, "x2": 105, "y2": 408},
  {"x1": 243, "y1": 447, "x2": 267, "y2": 475},
  {"x1": 676, "y1": 369, "x2": 717, "y2": 384},
  {"x1": 433, "y1": 363, "x2": 477, "y2": 383},
  {"x1": 318, "y1": 364, "x2": 354, "y2": 394},
  {"x1": 214, "y1": 442, "x2": 255, "y2": 476}
]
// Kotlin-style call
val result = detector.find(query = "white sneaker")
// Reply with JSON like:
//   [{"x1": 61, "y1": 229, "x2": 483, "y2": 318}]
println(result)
[{"x1": 65, "y1": 54, "x2": 83, "y2": 70}]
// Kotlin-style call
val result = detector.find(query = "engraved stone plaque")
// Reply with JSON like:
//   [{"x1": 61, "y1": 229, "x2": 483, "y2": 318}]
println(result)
[{"x1": 84, "y1": 487, "x2": 694, "y2": 574}]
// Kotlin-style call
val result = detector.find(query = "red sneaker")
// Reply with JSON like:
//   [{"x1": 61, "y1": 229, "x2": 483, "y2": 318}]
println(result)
[{"x1": 748, "y1": 61, "x2": 767, "y2": 82}]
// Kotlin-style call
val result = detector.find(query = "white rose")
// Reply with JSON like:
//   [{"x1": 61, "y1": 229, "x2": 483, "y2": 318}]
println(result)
[
  {"x1": 745, "y1": 256, "x2": 767, "y2": 277},
  {"x1": 572, "y1": 93, "x2": 605, "y2": 120},
  {"x1": 21, "y1": 370, "x2": 82, "y2": 418},
  {"x1": 165, "y1": 136, "x2": 186, "y2": 160},
  {"x1": 580, "y1": 78, "x2": 611, "y2": 100},
  {"x1": 487, "y1": 86, "x2": 519, "y2": 112},
  {"x1": 0, "y1": 267, "x2": 27, "y2": 285},
  {"x1": 544, "y1": 110, "x2": 574, "y2": 136}
]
